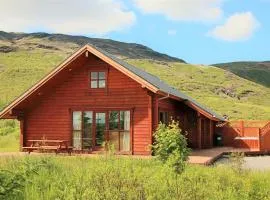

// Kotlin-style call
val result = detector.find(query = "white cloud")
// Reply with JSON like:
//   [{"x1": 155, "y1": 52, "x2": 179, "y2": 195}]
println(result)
[
  {"x1": 168, "y1": 29, "x2": 177, "y2": 35},
  {"x1": 209, "y1": 12, "x2": 260, "y2": 41},
  {"x1": 0, "y1": 0, "x2": 136, "y2": 35},
  {"x1": 133, "y1": 0, "x2": 223, "y2": 22}
]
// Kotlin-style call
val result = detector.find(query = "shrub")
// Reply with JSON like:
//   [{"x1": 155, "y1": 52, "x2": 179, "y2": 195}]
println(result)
[
  {"x1": 230, "y1": 152, "x2": 245, "y2": 174},
  {"x1": 152, "y1": 121, "x2": 190, "y2": 174}
]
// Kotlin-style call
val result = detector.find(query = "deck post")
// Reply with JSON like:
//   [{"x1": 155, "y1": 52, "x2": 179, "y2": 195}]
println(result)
[
  {"x1": 240, "y1": 120, "x2": 244, "y2": 136},
  {"x1": 197, "y1": 112, "x2": 202, "y2": 149}
]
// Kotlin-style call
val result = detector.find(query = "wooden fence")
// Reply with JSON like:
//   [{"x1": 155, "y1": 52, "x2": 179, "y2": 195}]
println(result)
[{"x1": 217, "y1": 120, "x2": 270, "y2": 151}]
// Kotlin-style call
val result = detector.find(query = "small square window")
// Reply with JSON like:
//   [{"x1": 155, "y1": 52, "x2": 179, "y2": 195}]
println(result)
[{"x1": 90, "y1": 71, "x2": 106, "y2": 89}]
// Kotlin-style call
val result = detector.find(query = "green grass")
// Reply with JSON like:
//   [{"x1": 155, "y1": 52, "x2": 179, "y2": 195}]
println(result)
[
  {"x1": 0, "y1": 120, "x2": 19, "y2": 152},
  {"x1": 214, "y1": 61, "x2": 270, "y2": 88},
  {"x1": 127, "y1": 60, "x2": 270, "y2": 120},
  {"x1": 0, "y1": 156, "x2": 270, "y2": 200}
]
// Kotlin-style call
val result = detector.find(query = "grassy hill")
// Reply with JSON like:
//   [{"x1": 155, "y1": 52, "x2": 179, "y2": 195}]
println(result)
[
  {"x1": 214, "y1": 61, "x2": 270, "y2": 88},
  {"x1": 0, "y1": 31, "x2": 270, "y2": 152}
]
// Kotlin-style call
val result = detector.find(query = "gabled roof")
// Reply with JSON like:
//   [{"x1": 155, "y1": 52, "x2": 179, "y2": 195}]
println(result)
[{"x1": 0, "y1": 44, "x2": 225, "y2": 121}]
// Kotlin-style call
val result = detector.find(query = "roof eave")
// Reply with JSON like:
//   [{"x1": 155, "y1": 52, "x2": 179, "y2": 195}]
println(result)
[{"x1": 157, "y1": 91, "x2": 225, "y2": 122}]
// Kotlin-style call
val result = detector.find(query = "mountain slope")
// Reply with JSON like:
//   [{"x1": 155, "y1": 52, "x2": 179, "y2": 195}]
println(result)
[
  {"x1": 214, "y1": 61, "x2": 270, "y2": 88},
  {"x1": 0, "y1": 31, "x2": 184, "y2": 62},
  {"x1": 0, "y1": 31, "x2": 269, "y2": 120}
]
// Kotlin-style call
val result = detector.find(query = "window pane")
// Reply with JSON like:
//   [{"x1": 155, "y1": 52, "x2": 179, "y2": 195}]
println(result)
[
  {"x1": 110, "y1": 131, "x2": 120, "y2": 151},
  {"x1": 109, "y1": 111, "x2": 119, "y2": 130},
  {"x1": 120, "y1": 131, "x2": 130, "y2": 151},
  {"x1": 120, "y1": 111, "x2": 130, "y2": 130},
  {"x1": 95, "y1": 113, "x2": 106, "y2": 146},
  {"x1": 91, "y1": 72, "x2": 98, "y2": 79},
  {"x1": 91, "y1": 80, "x2": 98, "y2": 88},
  {"x1": 159, "y1": 111, "x2": 169, "y2": 124},
  {"x1": 99, "y1": 80, "x2": 106, "y2": 88},
  {"x1": 73, "y1": 111, "x2": 82, "y2": 130},
  {"x1": 83, "y1": 111, "x2": 93, "y2": 149},
  {"x1": 99, "y1": 72, "x2": 105, "y2": 79},
  {"x1": 73, "y1": 131, "x2": 82, "y2": 150}
]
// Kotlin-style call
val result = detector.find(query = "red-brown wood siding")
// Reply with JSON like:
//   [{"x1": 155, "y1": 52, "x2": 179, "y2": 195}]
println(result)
[
  {"x1": 24, "y1": 54, "x2": 152, "y2": 155},
  {"x1": 155, "y1": 96, "x2": 213, "y2": 149}
]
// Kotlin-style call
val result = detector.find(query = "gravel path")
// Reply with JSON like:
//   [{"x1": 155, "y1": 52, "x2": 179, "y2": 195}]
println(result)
[{"x1": 216, "y1": 155, "x2": 270, "y2": 170}]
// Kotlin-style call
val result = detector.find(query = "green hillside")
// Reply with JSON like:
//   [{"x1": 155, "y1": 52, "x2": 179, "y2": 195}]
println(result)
[
  {"x1": 214, "y1": 61, "x2": 270, "y2": 88},
  {"x1": 127, "y1": 60, "x2": 270, "y2": 120}
]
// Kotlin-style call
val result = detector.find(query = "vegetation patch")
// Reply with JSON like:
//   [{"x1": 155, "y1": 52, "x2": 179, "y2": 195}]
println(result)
[{"x1": 0, "y1": 156, "x2": 270, "y2": 200}]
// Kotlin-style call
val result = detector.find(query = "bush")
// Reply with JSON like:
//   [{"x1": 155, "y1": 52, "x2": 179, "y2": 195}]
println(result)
[
  {"x1": 152, "y1": 121, "x2": 190, "y2": 174},
  {"x1": 229, "y1": 152, "x2": 245, "y2": 174}
]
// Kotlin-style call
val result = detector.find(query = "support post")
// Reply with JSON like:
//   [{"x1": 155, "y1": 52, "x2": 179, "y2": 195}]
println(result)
[
  {"x1": 19, "y1": 119, "x2": 24, "y2": 151},
  {"x1": 209, "y1": 120, "x2": 214, "y2": 147},
  {"x1": 197, "y1": 112, "x2": 202, "y2": 149},
  {"x1": 153, "y1": 95, "x2": 159, "y2": 131}
]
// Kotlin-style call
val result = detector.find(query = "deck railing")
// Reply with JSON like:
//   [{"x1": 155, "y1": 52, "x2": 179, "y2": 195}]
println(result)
[
  {"x1": 219, "y1": 120, "x2": 270, "y2": 150},
  {"x1": 259, "y1": 121, "x2": 270, "y2": 151},
  {"x1": 260, "y1": 121, "x2": 270, "y2": 136}
]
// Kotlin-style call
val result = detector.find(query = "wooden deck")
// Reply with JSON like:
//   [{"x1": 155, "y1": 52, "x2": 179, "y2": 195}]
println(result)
[{"x1": 189, "y1": 147, "x2": 262, "y2": 165}]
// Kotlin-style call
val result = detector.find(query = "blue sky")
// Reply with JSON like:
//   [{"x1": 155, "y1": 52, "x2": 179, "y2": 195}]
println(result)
[{"x1": 0, "y1": 0, "x2": 270, "y2": 64}]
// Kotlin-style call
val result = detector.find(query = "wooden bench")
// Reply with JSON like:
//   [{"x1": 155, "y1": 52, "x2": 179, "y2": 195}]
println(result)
[{"x1": 23, "y1": 140, "x2": 73, "y2": 155}]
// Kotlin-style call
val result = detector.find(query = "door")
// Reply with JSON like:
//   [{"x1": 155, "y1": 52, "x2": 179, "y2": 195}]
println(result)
[
  {"x1": 94, "y1": 112, "x2": 106, "y2": 150},
  {"x1": 72, "y1": 111, "x2": 93, "y2": 150},
  {"x1": 108, "y1": 111, "x2": 130, "y2": 152}
]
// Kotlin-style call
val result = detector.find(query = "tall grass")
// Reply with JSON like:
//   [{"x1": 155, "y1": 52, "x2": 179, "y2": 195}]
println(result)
[
  {"x1": 0, "y1": 156, "x2": 270, "y2": 200},
  {"x1": 0, "y1": 120, "x2": 19, "y2": 152}
]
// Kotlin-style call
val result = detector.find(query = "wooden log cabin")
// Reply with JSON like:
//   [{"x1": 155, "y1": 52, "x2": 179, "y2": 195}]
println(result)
[{"x1": 0, "y1": 44, "x2": 225, "y2": 155}]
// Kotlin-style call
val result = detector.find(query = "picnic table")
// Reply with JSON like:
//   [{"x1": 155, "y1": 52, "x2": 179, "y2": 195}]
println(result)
[{"x1": 22, "y1": 139, "x2": 73, "y2": 154}]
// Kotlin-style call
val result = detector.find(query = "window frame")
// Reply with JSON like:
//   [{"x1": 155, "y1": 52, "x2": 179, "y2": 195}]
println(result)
[{"x1": 89, "y1": 71, "x2": 106, "y2": 89}]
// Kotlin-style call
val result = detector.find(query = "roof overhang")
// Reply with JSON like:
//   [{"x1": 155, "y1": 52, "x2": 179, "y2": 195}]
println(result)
[{"x1": 157, "y1": 91, "x2": 225, "y2": 122}]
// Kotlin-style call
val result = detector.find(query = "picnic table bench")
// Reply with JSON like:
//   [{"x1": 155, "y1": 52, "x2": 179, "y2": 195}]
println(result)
[{"x1": 22, "y1": 140, "x2": 73, "y2": 155}]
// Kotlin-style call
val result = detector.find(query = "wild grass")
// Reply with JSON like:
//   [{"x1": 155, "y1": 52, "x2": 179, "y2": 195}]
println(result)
[
  {"x1": 0, "y1": 156, "x2": 270, "y2": 200},
  {"x1": 0, "y1": 120, "x2": 19, "y2": 152}
]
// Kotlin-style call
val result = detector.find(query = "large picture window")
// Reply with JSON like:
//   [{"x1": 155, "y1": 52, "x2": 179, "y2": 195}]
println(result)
[
  {"x1": 90, "y1": 72, "x2": 106, "y2": 88},
  {"x1": 72, "y1": 110, "x2": 131, "y2": 152}
]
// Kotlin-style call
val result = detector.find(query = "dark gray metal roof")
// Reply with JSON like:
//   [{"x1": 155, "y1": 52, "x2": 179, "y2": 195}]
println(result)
[{"x1": 93, "y1": 45, "x2": 225, "y2": 121}]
